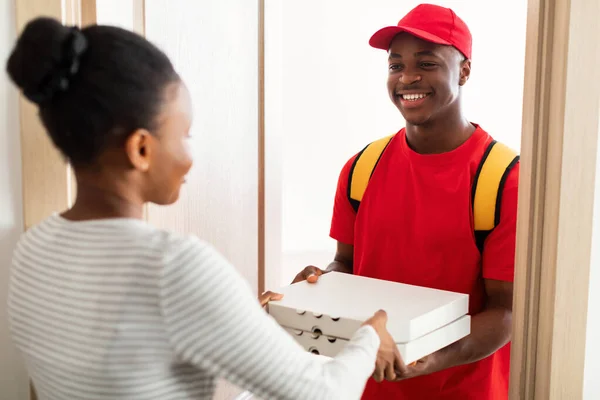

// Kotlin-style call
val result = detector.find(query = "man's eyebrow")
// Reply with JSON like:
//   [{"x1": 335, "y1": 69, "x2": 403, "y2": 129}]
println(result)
[
  {"x1": 415, "y1": 50, "x2": 439, "y2": 57},
  {"x1": 388, "y1": 50, "x2": 441, "y2": 60}
]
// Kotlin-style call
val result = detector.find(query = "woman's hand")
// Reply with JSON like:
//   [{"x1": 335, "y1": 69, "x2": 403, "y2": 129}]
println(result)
[
  {"x1": 363, "y1": 310, "x2": 403, "y2": 382},
  {"x1": 258, "y1": 290, "x2": 283, "y2": 308}
]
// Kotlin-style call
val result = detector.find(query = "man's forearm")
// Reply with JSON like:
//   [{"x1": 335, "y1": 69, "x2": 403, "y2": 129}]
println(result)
[
  {"x1": 429, "y1": 307, "x2": 512, "y2": 372},
  {"x1": 325, "y1": 260, "x2": 352, "y2": 274}
]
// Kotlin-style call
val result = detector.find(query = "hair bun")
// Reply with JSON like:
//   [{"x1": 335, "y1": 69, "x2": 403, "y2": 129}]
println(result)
[{"x1": 6, "y1": 17, "x2": 88, "y2": 105}]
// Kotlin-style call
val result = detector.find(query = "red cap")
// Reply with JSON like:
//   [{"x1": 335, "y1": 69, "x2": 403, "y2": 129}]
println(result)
[{"x1": 369, "y1": 4, "x2": 472, "y2": 60}]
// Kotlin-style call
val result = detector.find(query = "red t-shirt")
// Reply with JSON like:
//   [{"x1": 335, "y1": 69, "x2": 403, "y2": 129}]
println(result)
[{"x1": 330, "y1": 125, "x2": 519, "y2": 400}]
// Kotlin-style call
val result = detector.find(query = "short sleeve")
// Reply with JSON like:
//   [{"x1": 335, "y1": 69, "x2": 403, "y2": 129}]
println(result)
[
  {"x1": 482, "y1": 162, "x2": 520, "y2": 282},
  {"x1": 329, "y1": 155, "x2": 359, "y2": 245}
]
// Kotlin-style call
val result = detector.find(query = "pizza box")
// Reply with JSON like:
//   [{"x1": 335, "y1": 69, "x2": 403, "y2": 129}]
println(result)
[
  {"x1": 269, "y1": 272, "x2": 469, "y2": 343},
  {"x1": 284, "y1": 315, "x2": 471, "y2": 365}
]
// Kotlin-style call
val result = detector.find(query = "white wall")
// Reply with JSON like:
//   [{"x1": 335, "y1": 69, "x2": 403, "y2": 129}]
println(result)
[
  {"x1": 96, "y1": 0, "x2": 134, "y2": 31},
  {"x1": 143, "y1": 4, "x2": 260, "y2": 398},
  {"x1": 584, "y1": 108, "x2": 600, "y2": 399},
  {"x1": 143, "y1": 0, "x2": 260, "y2": 294},
  {"x1": 266, "y1": 0, "x2": 528, "y2": 284},
  {"x1": 0, "y1": 0, "x2": 28, "y2": 398}
]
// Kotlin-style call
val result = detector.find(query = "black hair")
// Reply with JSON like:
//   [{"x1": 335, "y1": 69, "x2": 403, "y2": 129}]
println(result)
[{"x1": 6, "y1": 17, "x2": 180, "y2": 166}]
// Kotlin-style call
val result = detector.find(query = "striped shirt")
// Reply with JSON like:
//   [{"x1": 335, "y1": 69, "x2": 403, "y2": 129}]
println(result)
[{"x1": 7, "y1": 214, "x2": 379, "y2": 400}]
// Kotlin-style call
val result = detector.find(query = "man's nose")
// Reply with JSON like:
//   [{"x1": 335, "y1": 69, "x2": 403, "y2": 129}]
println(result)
[{"x1": 398, "y1": 71, "x2": 422, "y2": 85}]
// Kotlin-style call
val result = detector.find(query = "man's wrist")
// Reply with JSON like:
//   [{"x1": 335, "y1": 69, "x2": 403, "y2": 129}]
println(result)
[
  {"x1": 325, "y1": 261, "x2": 352, "y2": 274},
  {"x1": 405, "y1": 340, "x2": 463, "y2": 379}
]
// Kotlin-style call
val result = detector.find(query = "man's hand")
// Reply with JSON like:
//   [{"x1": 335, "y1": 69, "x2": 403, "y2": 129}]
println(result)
[
  {"x1": 387, "y1": 279, "x2": 514, "y2": 380},
  {"x1": 389, "y1": 354, "x2": 435, "y2": 381},
  {"x1": 291, "y1": 241, "x2": 354, "y2": 284},
  {"x1": 258, "y1": 291, "x2": 283, "y2": 308},
  {"x1": 292, "y1": 265, "x2": 327, "y2": 284}
]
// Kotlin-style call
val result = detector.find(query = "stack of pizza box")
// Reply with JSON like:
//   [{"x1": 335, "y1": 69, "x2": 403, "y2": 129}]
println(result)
[{"x1": 268, "y1": 272, "x2": 471, "y2": 364}]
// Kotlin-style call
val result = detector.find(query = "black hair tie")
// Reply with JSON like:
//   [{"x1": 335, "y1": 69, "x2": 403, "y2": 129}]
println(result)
[{"x1": 25, "y1": 27, "x2": 89, "y2": 105}]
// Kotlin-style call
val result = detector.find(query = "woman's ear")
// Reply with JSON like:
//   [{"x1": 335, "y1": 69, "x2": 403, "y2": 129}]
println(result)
[
  {"x1": 459, "y1": 59, "x2": 471, "y2": 86},
  {"x1": 125, "y1": 129, "x2": 153, "y2": 172}
]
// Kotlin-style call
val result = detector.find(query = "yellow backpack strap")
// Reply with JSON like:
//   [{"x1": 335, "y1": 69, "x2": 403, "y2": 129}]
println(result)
[
  {"x1": 347, "y1": 134, "x2": 395, "y2": 212},
  {"x1": 472, "y1": 140, "x2": 520, "y2": 253}
]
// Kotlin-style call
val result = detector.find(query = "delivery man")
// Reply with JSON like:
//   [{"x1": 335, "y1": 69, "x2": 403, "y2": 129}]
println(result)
[{"x1": 292, "y1": 4, "x2": 519, "y2": 399}]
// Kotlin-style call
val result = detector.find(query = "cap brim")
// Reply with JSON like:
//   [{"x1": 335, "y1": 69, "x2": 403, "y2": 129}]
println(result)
[{"x1": 369, "y1": 26, "x2": 452, "y2": 50}]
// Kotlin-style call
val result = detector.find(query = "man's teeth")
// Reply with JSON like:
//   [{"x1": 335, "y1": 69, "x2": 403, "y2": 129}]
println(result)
[{"x1": 401, "y1": 93, "x2": 428, "y2": 101}]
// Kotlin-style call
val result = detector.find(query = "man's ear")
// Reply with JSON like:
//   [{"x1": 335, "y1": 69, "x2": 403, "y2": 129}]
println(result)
[
  {"x1": 125, "y1": 129, "x2": 153, "y2": 172},
  {"x1": 459, "y1": 59, "x2": 471, "y2": 86}
]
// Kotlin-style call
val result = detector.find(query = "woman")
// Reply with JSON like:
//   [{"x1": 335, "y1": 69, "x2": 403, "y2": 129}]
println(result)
[{"x1": 6, "y1": 18, "x2": 402, "y2": 400}]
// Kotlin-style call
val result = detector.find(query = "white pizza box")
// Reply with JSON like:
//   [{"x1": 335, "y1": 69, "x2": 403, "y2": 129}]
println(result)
[
  {"x1": 285, "y1": 315, "x2": 471, "y2": 365},
  {"x1": 269, "y1": 272, "x2": 469, "y2": 343}
]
